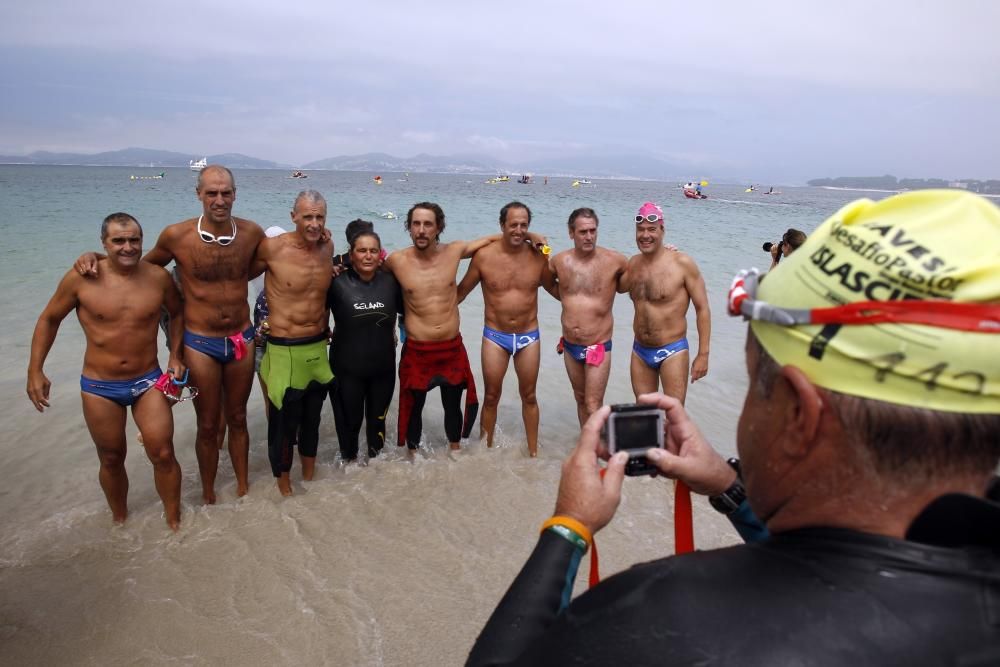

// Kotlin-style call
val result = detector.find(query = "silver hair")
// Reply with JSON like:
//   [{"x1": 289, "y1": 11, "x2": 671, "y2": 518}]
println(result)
[{"x1": 294, "y1": 190, "x2": 327, "y2": 210}]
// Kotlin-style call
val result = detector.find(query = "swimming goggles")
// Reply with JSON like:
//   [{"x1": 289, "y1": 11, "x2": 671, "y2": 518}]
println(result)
[
  {"x1": 728, "y1": 268, "x2": 1000, "y2": 333},
  {"x1": 635, "y1": 214, "x2": 663, "y2": 224},
  {"x1": 197, "y1": 215, "x2": 237, "y2": 246},
  {"x1": 132, "y1": 369, "x2": 200, "y2": 403}
]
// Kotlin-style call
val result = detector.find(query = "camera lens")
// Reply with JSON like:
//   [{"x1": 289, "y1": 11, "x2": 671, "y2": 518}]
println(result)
[{"x1": 763, "y1": 241, "x2": 774, "y2": 252}]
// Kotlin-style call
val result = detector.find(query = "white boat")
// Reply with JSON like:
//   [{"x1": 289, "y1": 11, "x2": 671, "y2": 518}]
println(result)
[{"x1": 189, "y1": 157, "x2": 207, "y2": 172}]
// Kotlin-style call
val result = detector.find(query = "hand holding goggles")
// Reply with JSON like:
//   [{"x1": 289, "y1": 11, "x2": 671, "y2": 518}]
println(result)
[
  {"x1": 197, "y1": 215, "x2": 237, "y2": 246},
  {"x1": 151, "y1": 368, "x2": 199, "y2": 403},
  {"x1": 728, "y1": 268, "x2": 1000, "y2": 333}
]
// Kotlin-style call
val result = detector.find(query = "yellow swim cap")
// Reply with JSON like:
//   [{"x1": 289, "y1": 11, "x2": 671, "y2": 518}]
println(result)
[{"x1": 752, "y1": 189, "x2": 1000, "y2": 413}]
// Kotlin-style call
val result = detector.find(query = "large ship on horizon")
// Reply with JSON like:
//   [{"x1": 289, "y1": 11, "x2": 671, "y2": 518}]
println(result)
[{"x1": 189, "y1": 157, "x2": 207, "y2": 172}]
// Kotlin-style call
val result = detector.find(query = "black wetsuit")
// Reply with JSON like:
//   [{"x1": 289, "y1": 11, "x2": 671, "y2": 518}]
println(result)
[
  {"x1": 468, "y1": 493, "x2": 1000, "y2": 666},
  {"x1": 327, "y1": 268, "x2": 401, "y2": 460}
]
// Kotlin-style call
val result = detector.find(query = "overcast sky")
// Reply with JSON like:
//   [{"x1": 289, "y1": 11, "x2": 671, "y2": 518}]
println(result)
[{"x1": 1, "y1": 1, "x2": 997, "y2": 182}]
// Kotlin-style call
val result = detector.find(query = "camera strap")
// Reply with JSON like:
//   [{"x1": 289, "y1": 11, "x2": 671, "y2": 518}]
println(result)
[
  {"x1": 675, "y1": 480, "x2": 694, "y2": 554},
  {"x1": 566, "y1": 473, "x2": 696, "y2": 590},
  {"x1": 588, "y1": 539, "x2": 601, "y2": 588}
]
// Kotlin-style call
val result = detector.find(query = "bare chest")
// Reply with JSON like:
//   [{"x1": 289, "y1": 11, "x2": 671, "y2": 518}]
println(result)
[
  {"x1": 558, "y1": 258, "x2": 617, "y2": 297},
  {"x1": 629, "y1": 263, "x2": 684, "y2": 303},
  {"x1": 180, "y1": 237, "x2": 253, "y2": 283},
  {"x1": 397, "y1": 256, "x2": 460, "y2": 296},
  {"x1": 77, "y1": 281, "x2": 161, "y2": 327},
  {"x1": 481, "y1": 254, "x2": 541, "y2": 294},
  {"x1": 269, "y1": 252, "x2": 332, "y2": 294}
]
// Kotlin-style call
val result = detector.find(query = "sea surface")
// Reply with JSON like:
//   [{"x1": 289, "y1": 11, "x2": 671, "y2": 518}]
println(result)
[{"x1": 0, "y1": 166, "x2": 886, "y2": 665}]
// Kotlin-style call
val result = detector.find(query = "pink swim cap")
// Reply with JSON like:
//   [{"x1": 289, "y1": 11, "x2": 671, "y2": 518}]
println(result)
[{"x1": 637, "y1": 202, "x2": 664, "y2": 225}]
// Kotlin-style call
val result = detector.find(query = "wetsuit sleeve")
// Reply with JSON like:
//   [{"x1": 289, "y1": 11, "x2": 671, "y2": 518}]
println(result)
[
  {"x1": 728, "y1": 499, "x2": 770, "y2": 544},
  {"x1": 466, "y1": 530, "x2": 584, "y2": 667},
  {"x1": 326, "y1": 275, "x2": 337, "y2": 310}
]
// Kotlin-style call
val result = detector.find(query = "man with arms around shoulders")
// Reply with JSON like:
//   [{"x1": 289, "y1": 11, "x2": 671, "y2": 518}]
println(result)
[
  {"x1": 29, "y1": 213, "x2": 185, "y2": 530},
  {"x1": 75, "y1": 165, "x2": 266, "y2": 503},
  {"x1": 624, "y1": 201, "x2": 710, "y2": 405},
  {"x1": 457, "y1": 202, "x2": 557, "y2": 457},
  {"x1": 384, "y1": 202, "x2": 540, "y2": 452},
  {"x1": 468, "y1": 190, "x2": 1000, "y2": 665},
  {"x1": 549, "y1": 208, "x2": 628, "y2": 426},
  {"x1": 250, "y1": 190, "x2": 334, "y2": 496}
]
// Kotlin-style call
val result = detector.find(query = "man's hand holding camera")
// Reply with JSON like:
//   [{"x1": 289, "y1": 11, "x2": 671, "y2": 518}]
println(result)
[
  {"x1": 553, "y1": 406, "x2": 629, "y2": 536},
  {"x1": 637, "y1": 393, "x2": 736, "y2": 497},
  {"x1": 555, "y1": 394, "x2": 737, "y2": 536}
]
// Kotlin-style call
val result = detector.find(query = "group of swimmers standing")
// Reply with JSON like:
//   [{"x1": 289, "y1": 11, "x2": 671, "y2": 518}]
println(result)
[{"x1": 26, "y1": 164, "x2": 711, "y2": 530}]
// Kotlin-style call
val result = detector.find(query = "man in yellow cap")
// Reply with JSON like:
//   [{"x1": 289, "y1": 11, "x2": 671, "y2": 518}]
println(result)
[{"x1": 468, "y1": 190, "x2": 1000, "y2": 665}]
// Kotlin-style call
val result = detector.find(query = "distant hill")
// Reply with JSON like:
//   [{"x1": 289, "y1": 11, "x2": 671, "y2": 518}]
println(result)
[
  {"x1": 0, "y1": 146, "x2": 727, "y2": 182},
  {"x1": 303, "y1": 152, "x2": 504, "y2": 174},
  {"x1": 0, "y1": 147, "x2": 285, "y2": 170},
  {"x1": 303, "y1": 151, "x2": 695, "y2": 180},
  {"x1": 808, "y1": 174, "x2": 1000, "y2": 195}
]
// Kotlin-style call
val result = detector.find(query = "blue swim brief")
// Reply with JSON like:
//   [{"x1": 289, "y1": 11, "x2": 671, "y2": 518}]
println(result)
[
  {"x1": 632, "y1": 337, "x2": 689, "y2": 370},
  {"x1": 80, "y1": 368, "x2": 162, "y2": 407},
  {"x1": 184, "y1": 325, "x2": 255, "y2": 364},
  {"x1": 560, "y1": 339, "x2": 612, "y2": 363},
  {"x1": 483, "y1": 326, "x2": 540, "y2": 355}
]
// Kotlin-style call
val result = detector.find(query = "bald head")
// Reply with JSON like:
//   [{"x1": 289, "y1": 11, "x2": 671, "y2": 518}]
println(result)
[{"x1": 196, "y1": 165, "x2": 235, "y2": 192}]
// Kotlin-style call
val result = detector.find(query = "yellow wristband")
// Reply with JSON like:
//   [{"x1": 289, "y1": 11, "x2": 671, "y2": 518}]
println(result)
[{"x1": 541, "y1": 515, "x2": 593, "y2": 548}]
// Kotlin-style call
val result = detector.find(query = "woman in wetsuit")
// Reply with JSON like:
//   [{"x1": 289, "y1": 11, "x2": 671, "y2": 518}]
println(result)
[{"x1": 327, "y1": 230, "x2": 401, "y2": 461}]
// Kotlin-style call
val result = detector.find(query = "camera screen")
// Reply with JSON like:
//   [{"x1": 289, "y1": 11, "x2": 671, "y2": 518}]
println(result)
[{"x1": 613, "y1": 414, "x2": 661, "y2": 452}]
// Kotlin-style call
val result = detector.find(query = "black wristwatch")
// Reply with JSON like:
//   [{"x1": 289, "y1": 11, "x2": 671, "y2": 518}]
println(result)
[{"x1": 708, "y1": 458, "x2": 746, "y2": 515}]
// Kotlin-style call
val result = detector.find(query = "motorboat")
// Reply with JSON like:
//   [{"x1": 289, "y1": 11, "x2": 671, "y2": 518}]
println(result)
[
  {"x1": 517, "y1": 174, "x2": 533, "y2": 184},
  {"x1": 683, "y1": 188, "x2": 707, "y2": 199},
  {"x1": 189, "y1": 157, "x2": 207, "y2": 172},
  {"x1": 290, "y1": 170, "x2": 308, "y2": 178}
]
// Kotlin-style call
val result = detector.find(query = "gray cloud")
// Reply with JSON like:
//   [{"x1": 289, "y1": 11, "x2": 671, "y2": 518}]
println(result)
[{"x1": 1, "y1": 0, "x2": 997, "y2": 180}]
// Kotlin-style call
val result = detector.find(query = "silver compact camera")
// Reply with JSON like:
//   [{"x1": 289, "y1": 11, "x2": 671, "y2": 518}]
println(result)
[{"x1": 602, "y1": 404, "x2": 664, "y2": 476}]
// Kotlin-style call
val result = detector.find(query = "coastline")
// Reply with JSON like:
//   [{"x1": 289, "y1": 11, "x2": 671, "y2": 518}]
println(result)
[{"x1": 819, "y1": 185, "x2": 1000, "y2": 199}]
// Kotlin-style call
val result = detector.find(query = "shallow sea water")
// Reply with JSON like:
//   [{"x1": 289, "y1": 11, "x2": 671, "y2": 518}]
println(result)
[{"x1": 0, "y1": 166, "x2": 881, "y2": 665}]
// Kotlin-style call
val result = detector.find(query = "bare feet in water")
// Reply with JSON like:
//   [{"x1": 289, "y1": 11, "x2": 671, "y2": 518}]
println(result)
[
  {"x1": 301, "y1": 456, "x2": 316, "y2": 481},
  {"x1": 277, "y1": 473, "x2": 293, "y2": 497}
]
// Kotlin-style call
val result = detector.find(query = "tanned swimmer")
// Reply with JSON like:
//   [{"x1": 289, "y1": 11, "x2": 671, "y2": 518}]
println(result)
[
  {"x1": 623, "y1": 202, "x2": 710, "y2": 404},
  {"x1": 457, "y1": 202, "x2": 557, "y2": 456},
  {"x1": 29, "y1": 213, "x2": 185, "y2": 530},
  {"x1": 250, "y1": 191, "x2": 334, "y2": 496},
  {"x1": 549, "y1": 208, "x2": 628, "y2": 426},
  {"x1": 75, "y1": 166, "x2": 265, "y2": 504},
  {"x1": 383, "y1": 202, "x2": 517, "y2": 453}
]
